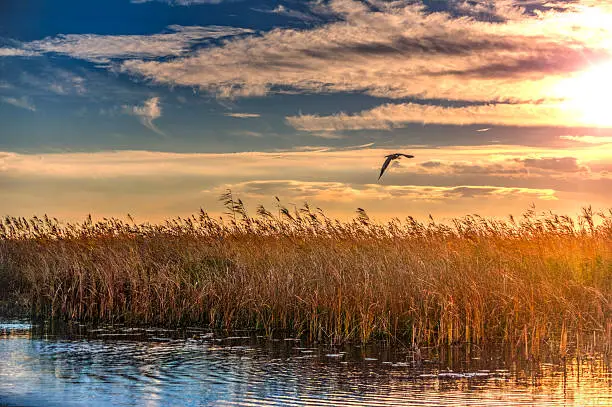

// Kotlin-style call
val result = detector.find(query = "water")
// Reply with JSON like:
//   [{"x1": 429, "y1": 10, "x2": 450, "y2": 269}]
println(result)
[{"x1": 1, "y1": 321, "x2": 610, "y2": 406}]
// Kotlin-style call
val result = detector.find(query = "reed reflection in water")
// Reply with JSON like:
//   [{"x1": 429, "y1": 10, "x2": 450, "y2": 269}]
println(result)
[{"x1": 0, "y1": 322, "x2": 610, "y2": 406}]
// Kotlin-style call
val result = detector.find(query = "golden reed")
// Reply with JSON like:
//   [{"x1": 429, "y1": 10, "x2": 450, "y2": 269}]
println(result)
[{"x1": 1, "y1": 194, "x2": 610, "y2": 353}]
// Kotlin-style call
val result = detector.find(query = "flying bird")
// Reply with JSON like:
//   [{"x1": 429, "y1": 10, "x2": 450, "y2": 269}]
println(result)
[{"x1": 378, "y1": 153, "x2": 414, "y2": 180}]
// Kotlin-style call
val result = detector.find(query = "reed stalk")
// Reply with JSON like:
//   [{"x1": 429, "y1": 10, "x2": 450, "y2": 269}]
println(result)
[{"x1": 0, "y1": 200, "x2": 610, "y2": 350}]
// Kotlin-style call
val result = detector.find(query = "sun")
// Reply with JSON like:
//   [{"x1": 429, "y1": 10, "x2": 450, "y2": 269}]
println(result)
[{"x1": 554, "y1": 61, "x2": 612, "y2": 127}]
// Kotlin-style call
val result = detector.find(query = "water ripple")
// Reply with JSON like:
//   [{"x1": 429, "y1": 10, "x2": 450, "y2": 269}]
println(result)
[{"x1": 0, "y1": 324, "x2": 610, "y2": 406}]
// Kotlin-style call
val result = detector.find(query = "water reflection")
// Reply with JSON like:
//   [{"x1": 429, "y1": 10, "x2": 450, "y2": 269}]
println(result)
[{"x1": 0, "y1": 322, "x2": 610, "y2": 406}]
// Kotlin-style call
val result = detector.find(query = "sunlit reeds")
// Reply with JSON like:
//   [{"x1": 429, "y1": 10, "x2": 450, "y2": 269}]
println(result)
[{"x1": 1, "y1": 194, "x2": 611, "y2": 352}]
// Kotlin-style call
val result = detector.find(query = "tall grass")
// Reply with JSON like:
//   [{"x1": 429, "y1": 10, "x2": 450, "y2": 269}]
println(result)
[{"x1": 1, "y1": 194, "x2": 611, "y2": 351}]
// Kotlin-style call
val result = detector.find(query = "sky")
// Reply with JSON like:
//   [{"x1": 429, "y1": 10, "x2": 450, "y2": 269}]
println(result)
[{"x1": 3, "y1": 0, "x2": 612, "y2": 222}]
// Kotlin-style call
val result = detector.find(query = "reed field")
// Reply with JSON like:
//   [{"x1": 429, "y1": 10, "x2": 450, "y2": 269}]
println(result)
[{"x1": 1, "y1": 193, "x2": 611, "y2": 352}]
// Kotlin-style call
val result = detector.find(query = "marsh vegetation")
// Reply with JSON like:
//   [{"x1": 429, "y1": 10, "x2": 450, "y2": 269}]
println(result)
[{"x1": 1, "y1": 193, "x2": 610, "y2": 353}]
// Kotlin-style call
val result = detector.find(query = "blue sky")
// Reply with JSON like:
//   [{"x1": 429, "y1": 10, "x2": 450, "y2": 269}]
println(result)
[{"x1": 3, "y1": 0, "x2": 612, "y2": 221}]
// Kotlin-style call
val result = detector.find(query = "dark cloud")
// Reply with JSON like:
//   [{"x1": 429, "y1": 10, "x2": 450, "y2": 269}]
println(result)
[
  {"x1": 519, "y1": 157, "x2": 589, "y2": 173},
  {"x1": 300, "y1": 35, "x2": 536, "y2": 59},
  {"x1": 420, "y1": 160, "x2": 525, "y2": 176},
  {"x1": 224, "y1": 180, "x2": 556, "y2": 202},
  {"x1": 420, "y1": 160, "x2": 443, "y2": 168},
  {"x1": 425, "y1": 0, "x2": 580, "y2": 22},
  {"x1": 296, "y1": 34, "x2": 610, "y2": 82},
  {"x1": 434, "y1": 47, "x2": 612, "y2": 79},
  {"x1": 419, "y1": 157, "x2": 590, "y2": 177},
  {"x1": 450, "y1": 162, "x2": 524, "y2": 175}
]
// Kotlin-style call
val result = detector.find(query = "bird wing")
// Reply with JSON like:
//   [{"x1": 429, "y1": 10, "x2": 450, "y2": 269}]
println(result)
[
  {"x1": 399, "y1": 153, "x2": 414, "y2": 158},
  {"x1": 378, "y1": 155, "x2": 395, "y2": 179}
]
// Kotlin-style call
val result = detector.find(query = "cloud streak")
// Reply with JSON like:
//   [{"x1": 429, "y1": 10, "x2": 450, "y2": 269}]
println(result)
[
  {"x1": 218, "y1": 180, "x2": 557, "y2": 202},
  {"x1": 1, "y1": 96, "x2": 36, "y2": 112},
  {"x1": 22, "y1": 25, "x2": 253, "y2": 62},
  {"x1": 520, "y1": 157, "x2": 589, "y2": 173},
  {"x1": 560, "y1": 135, "x2": 612, "y2": 144},
  {"x1": 252, "y1": 5, "x2": 321, "y2": 22},
  {"x1": 0, "y1": 48, "x2": 40, "y2": 57},
  {"x1": 224, "y1": 112, "x2": 260, "y2": 118},
  {"x1": 417, "y1": 156, "x2": 590, "y2": 178},
  {"x1": 286, "y1": 102, "x2": 593, "y2": 131},
  {"x1": 132, "y1": 0, "x2": 227, "y2": 4}
]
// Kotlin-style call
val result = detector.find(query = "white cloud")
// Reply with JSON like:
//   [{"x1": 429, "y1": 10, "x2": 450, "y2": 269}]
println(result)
[
  {"x1": 1, "y1": 96, "x2": 36, "y2": 112},
  {"x1": 224, "y1": 112, "x2": 261, "y2": 118},
  {"x1": 123, "y1": 97, "x2": 163, "y2": 135},
  {"x1": 24, "y1": 25, "x2": 253, "y2": 62},
  {"x1": 0, "y1": 48, "x2": 40, "y2": 57}
]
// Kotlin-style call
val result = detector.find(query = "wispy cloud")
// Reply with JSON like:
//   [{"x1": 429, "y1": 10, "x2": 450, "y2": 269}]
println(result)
[
  {"x1": 23, "y1": 25, "x2": 253, "y2": 62},
  {"x1": 216, "y1": 180, "x2": 557, "y2": 202},
  {"x1": 286, "y1": 102, "x2": 590, "y2": 131},
  {"x1": 560, "y1": 135, "x2": 612, "y2": 144},
  {"x1": 417, "y1": 156, "x2": 590, "y2": 178},
  {"x1": 232, "y1": 130, "x2": 263, "y2": 137},
  {"x1": 310, "y1": 132, "x2": 347, "y2": 140},
  {"x1": 119, "y1": 0, "x2": 612, "y2": 104},
  {"x1": 1, "y1": 96, "x2": 36, "y2": 111},
  {"x1": 131, "y1": 0, "x2": 228, "y2": 5},
  {"x1": 21, "y1": 70, "x2": 87, "y2": 96},
  {"x1": 520, "y1": 156, "x2": 589, "y2": 173},
  {"x1": 224, "y1": 112, "x2": 260, "y2": 118},
  {"x1": 0, "y1": 48, "x2": 40, "y2": 57},
  {"x1": 123, "y1": 97, "x2": 164, "y2": 135},
  {"x1": 252, "y1": 5, "x2": 321, "y2": 22}
]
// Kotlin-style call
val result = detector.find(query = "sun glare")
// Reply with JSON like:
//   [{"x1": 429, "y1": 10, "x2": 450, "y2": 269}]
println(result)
[{"x1": 555, "y1": 61, "x2": 612, "y2": 127}]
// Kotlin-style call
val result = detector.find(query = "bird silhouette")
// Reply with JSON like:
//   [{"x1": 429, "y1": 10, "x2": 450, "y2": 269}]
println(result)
[{"x1": 378, "y1": 153, "x2": 414, "y2": 180}]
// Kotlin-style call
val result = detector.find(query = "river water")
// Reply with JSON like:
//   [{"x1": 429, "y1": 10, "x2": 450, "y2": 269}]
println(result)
[{"x1": 1, "y1": 321, "x2": 610, "y2": 406}]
